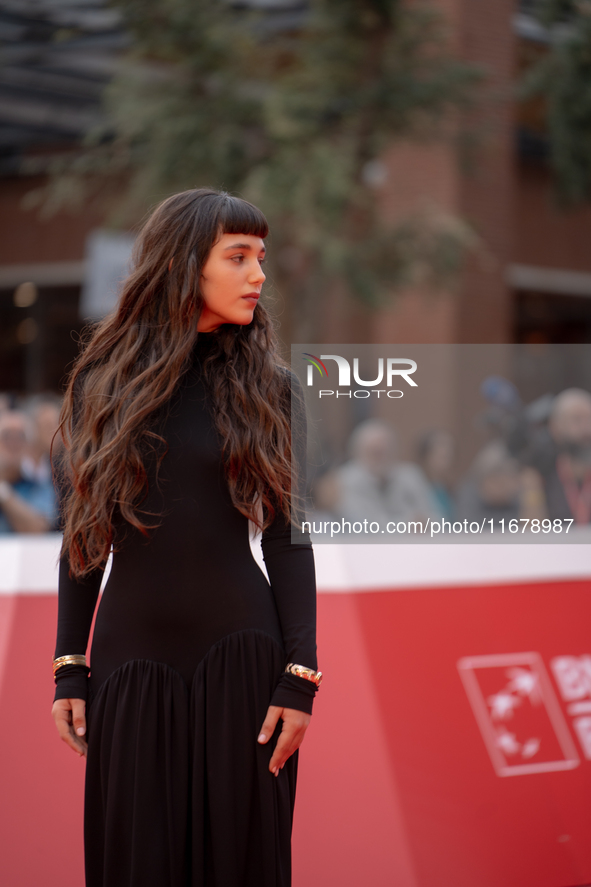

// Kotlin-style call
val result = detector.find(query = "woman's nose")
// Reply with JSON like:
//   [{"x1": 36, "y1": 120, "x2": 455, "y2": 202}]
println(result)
[{"x1": 249, "y1": 261, "x2": 266, "y2": 284}]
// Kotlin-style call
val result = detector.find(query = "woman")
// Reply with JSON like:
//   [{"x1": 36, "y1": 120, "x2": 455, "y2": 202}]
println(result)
[{"x1": 50, "y1": 188, "x2": 321, "y2": 887}]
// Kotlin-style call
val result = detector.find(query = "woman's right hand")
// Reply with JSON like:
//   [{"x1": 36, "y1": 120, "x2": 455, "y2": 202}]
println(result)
[{"x1": 51, "y1": 698, "x2": 88, "y2": 757}]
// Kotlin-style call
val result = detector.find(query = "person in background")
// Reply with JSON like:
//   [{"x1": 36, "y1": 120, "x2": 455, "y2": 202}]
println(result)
[
  {"x1": 415, "y1": 428, "x2": 456, "y2": 519},
  {"x1": 333, "y1": 418, "x2": 440, "y2": 526},
  {"x1": 455, "y1": 439, "x2": 545, "y2": 527},
  {"x1": 22, "y1": 393, "x2": 64, "y2": 485},
  {"x1": 0, "y1": 409, "x2": 58, "y2": 533},
  {"x1": 310, "y1": 467, "x2": 342, "y2": 522},
  {"x1": 505, "y1": 386, "x2": 591, "y2": 525},
  {"x1": 545, "y1": 388, "x2": 591, "y2": 524},
  {"x1": 484, "y1": 378, "x2": 591, "y2": 525}
]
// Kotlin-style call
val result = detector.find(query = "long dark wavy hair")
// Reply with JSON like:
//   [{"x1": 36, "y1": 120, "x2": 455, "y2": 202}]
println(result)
[{"x1": 55, "y1": 188, "x2": 302, "y2": 579}]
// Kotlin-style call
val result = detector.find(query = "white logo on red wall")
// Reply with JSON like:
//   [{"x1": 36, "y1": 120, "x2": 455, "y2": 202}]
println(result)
[
  {"x1": 457, "y1": 653, "x2": 580, "y2": 776},
  {"x1": 550, "y1": 655, "x2": 591, "y2": 760}
]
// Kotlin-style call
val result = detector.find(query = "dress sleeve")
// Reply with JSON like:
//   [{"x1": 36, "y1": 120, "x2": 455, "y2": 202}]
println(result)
[
  {"x1": 260, "y1": 370, "x2": 319, "y2": 715},
  {"x1": 52, "y1": 378, "x2": 106, "y2": 704},
  {"x1": 52, "y1": 549, "x2": 104, "y2": 703}
]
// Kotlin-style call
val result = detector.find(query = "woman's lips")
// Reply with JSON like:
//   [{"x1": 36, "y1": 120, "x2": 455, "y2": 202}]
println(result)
[{"x1": 242, "y1": 293, "x2": 260, "y2": 304}]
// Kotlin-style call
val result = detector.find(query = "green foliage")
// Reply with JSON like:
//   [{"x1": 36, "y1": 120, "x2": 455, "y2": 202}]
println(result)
[
  {"x1": 521, "y1": 0, "x2": 591, "y2": 204},
  {"x1": 37, "y1": 0, "x2": 482, "y2": 314}
]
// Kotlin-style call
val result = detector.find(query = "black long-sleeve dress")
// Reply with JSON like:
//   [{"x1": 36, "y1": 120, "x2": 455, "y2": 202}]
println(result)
[{"x1": 52, "y1": 330, "x2": 318, "y2": 887}]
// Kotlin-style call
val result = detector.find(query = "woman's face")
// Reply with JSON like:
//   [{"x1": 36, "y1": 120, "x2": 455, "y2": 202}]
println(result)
[{"x1": 198, "y1": 232, "x2": 266, "y2": 332}]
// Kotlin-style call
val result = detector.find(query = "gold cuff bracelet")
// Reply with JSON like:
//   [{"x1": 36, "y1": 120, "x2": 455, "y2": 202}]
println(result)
[
  {"x1": 52, "y1": 654, "x2": 88, "y2": 677},
  {"x1": 285, "y1": 662, "x2": 323, "y2": 687}
]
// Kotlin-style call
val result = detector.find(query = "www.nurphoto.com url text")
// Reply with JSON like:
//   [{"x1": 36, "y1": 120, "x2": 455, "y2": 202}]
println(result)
[{"x1": 302, "y1": 518, "x2": 574, "y2": 538}]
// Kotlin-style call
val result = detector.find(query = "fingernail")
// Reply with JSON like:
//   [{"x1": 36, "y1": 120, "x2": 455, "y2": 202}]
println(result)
[
  {"x1": 76, "y1": 727, "x2": 85, "y2": 736},
  {"x1": 258, "y1": 734, "x2": 266, "y2": 743},
  {"x1": 275, "y1": 769, "x2": 279, "y2": 777}
]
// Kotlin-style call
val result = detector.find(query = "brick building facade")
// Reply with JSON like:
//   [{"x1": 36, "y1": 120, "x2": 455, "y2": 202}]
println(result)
[{"x1": 1, "y1": 1, "x2": 590, "y2": 395}]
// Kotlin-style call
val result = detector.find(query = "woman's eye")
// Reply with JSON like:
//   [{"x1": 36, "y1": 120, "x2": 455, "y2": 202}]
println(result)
[{"x1": 231, "y1": 255, "x2": 244, "y2": 263}]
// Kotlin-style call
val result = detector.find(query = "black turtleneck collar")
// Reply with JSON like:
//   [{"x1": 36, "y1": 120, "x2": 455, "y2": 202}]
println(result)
[
  {"x1": 196, "y1": 330, "x2": 220, "y2": 342},
  {"x1": 195, "y1": 329, "x2": 222, "y2": 346},
  {"x1": 190, "y1": 329, "x2": 222, "y2": 365}
]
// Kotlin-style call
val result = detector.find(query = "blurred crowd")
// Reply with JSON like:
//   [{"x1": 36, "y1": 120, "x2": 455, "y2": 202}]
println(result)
[
  {"x1": 312, "y1": 384, "x2": 591, "y2": 531},
  {"x1": 0, "y1": 393, "x2": 62, "y2": 534},
  {"x1": 2, "y1": 380, "x2": 591, "y2": 537}
]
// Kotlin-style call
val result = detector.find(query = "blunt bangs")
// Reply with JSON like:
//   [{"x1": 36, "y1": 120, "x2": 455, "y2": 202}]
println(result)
[{"x1": 217, "y1": 195, "x2": 269, "y2": 240}]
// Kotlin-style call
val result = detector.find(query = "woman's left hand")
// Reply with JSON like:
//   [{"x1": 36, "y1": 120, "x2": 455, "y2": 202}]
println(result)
[{"x1": 257, "y1": 705, "x2": 311, "y2": 776}]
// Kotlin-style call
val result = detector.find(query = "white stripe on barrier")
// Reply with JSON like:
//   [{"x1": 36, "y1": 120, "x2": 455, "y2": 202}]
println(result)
[
  {"x1": 314, "y1": 541, "x2": 591, "y2": 592},
  {"x1": 0, "y1": 532, "x2": 589, "y2": 594},
  {"x1": 0, "y1": 534, "x2": 64, "y2": 593}
]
